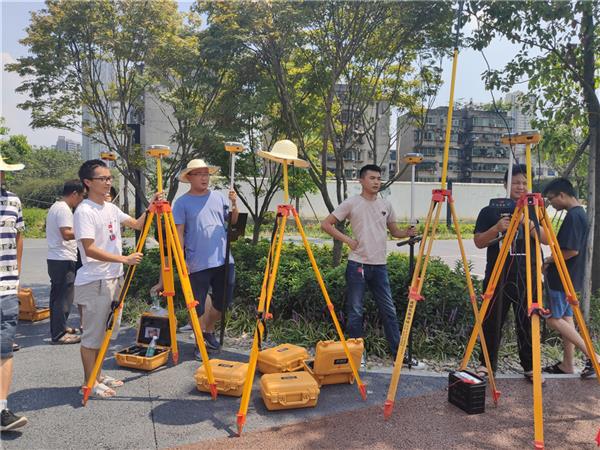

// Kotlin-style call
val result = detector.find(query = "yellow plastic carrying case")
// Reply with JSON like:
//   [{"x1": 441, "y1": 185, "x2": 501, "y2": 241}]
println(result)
[
  {"x1": 257, "y1": 343, "x2": 308, "y2": 374},
  {"x1": 260, "y1": 371, "x2": 320, "y2": 411},
  {"x1": 303, "y1": 338, "x2": 364, "y2": 386},
  {"x1": 114, "y1": 313, "x2": 172, "y2": 371},
  {"x1": 194, "y1": 359, "x2": 249, "y2": 397},
  {"x1": 17, "y1": 288, "x2": 50, "y2": 322}
]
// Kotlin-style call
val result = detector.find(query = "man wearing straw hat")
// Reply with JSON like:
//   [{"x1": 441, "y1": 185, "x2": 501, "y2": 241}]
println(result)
[
  {"x1": 167, "y1": 159, "x2": 238, "y2": 357},
  {"x1": 0, "y1": 152, "x2": 28, "y2": 431}
]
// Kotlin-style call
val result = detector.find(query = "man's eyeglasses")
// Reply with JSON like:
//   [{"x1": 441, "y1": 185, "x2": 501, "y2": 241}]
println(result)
[
  {"x1": 91, "y1": 176, "x2": 114, "y2": 183},
  {"x1": 188, "y1": 172, "x2": 210, "y2": 178}
]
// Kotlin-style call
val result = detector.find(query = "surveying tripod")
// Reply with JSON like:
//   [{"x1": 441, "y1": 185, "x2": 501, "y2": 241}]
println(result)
[
  {"x1": 383, "y1": 0, "x2": 499, "y2": 418},
  {"x1": 459, "y1": 133, "x2": 600, "y2": 449},
  {"x1": 235, "y1": 158, "x2": 366, "y2": 435},
  {"x1": 82, "y1": 145, "x2": 218, "y2": 405}
]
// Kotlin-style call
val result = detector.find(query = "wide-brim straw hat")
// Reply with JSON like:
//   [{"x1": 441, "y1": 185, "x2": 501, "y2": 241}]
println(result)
[
  {"x1": 257, "y1": 139, "x2": 309, "y2": 168},
  {"x1": 179, "y1": 159, "x2": 219, "y2": 183},
  {"x1": 0, "y1": 152, "x2": 25, "y2": 172}
]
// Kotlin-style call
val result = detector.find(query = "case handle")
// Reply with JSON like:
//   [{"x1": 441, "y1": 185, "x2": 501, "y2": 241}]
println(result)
[{"x1": 278, "y1": 393, "x2": 311, "y2": 406}]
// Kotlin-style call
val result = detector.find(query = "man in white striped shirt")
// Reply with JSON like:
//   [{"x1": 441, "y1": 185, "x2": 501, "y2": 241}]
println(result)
[{"x1": 0, "y1": 153, "x2": 28, "y2": 431}]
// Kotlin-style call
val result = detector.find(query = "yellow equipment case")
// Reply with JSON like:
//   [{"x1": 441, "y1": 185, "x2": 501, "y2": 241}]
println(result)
[
  {"x1": 260, "y1": 371, "x2": 320, "y2": 411},
  {"x1": 18, "y1": 288, "x2": 50, "y2": 322},
  {"x1": 194, "y1": 359, "x2": 249, "y2": 397},
  {"x1": 115, "y1": 313, "x2": 171, "y2": 371},
  {"x1": 257, "y1": 343, "x2": 308, "y2": 374},
  {"x1": 302, "y1": 338, "x2": 364, "y2": 386}
]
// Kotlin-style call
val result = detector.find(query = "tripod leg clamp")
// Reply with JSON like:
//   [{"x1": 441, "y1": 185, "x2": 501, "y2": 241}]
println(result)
[
  {"x1": 186, "y1": 300, "x2": 199, "y2": 310},
  {"x1": 528, "y1": 303, "x2": 550, "y2": 318},
  {"x1": 408, "y1": 287, "x2": 424, "y2": 301},
  {"x1": 566, "y1": 293, "x2": 579, "y2": 307}
]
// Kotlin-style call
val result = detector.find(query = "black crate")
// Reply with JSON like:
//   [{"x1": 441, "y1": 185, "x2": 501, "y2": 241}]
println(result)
[{"x1": 448, "y1": 370, "x2": 486, "y2": 414}]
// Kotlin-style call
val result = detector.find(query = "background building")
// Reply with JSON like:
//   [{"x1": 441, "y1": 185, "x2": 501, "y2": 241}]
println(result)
[
  {"x1": 326, "y1": 84, "x2": 392, "y2": 180},
  {"x1": 53, "y1": 135, "x2": 81, "y2": 153}
]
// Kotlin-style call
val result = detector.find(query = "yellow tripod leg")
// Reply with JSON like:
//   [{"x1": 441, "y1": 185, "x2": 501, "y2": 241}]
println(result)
[
  {"x1": 156, "y1": 212, "x2": 179, "y2": 364},
  {"x1": 164, "y1": 212, "x2": 217, "y2": 398},
  {"x1": 524, "y1": 202, "x2": 544, "y2": 449},
  {"x1": 540, "y1": 208, "x2": 600, "y2": 383},
  {"x1": 237, "y1": 212, "x2": 288, "y2": 435},
  {"x1": 82, "y1": 211, "x2": 155, "y2": 405},
  {"x1": 450, "y1": 201, "x2": 500, "y2": 403},
  {"x1": 292, "y1": 207, "x2": 366, "y2": 400},
  {"x1": 461, "y1": 206, "x2": 522, "y2": 365},
  {"x1": 384, "y1": 199, "x2": 444, "y2": 418}
]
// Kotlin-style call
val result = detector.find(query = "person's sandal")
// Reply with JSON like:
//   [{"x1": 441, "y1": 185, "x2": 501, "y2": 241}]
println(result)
[
  {"x1": 542, "y1": 362, "x2": 571, "y2": 374},
  {"x1": 65, "y1": 327, "x2": 79, "y2": 335},
  {"x1": 99, "y1": 375, "x2": 124, "y2": 388},
  {"x1": 580, "y1": 359, "x2": 596, "y2": 379},
  {"x1": 90, "y1": 383, "x2": 116, "y2": 399},
  {"x1": 51, "y1": 335, "x2": 81, "y2": 345},
  {"x1": 524, "y1": 371, "x2": 546, "y2": 385},
  {"x1": 474, "y1": 366, "x2": 489, "y2": 380}
]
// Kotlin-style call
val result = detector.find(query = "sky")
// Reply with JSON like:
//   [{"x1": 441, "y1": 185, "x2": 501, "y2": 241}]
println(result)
[{"x1": 2, "y1": 1, "x2": 524, "y2": 148}]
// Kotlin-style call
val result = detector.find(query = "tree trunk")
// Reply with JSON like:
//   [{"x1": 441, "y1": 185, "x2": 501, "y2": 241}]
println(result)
[
  {"x1": 252, "y1": 216, "x2": 262, "y2": 245},
  {"x1": 123, "y1": 178, "x2": 129, "y2": 214},
  {"x1": 582, "y1": 131, "x2": 595, "y2": 320},
  {"x1": 332, "y1": 220, "x2": 347, "y2": 267}
]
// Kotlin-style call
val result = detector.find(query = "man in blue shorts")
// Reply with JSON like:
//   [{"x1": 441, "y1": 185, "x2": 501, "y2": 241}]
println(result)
[
  {"x1": 156, "y1": 159, "x2": 238, "y2": 357},
  {"x1": 0, "y1": 153, "x2": 28, "y2": 431},
  {"x1": 542, "y1": 177, "x2": 598, "y2": 378}
]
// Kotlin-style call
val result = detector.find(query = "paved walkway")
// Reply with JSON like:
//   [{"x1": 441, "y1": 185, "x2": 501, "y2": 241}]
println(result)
[{"x1": 3, "y1": 239, "x2": 596, "y2": 449}]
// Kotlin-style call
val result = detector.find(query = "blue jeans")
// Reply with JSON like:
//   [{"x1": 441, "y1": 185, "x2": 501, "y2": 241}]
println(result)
[{"x1": 345, "y1": 260, "x2": 400, "y2": 355}]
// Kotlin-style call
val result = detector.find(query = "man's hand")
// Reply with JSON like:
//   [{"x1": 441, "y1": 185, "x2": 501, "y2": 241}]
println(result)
[
  {"x1": 347, "y1": 238, "x2": 359, "y2": 251},
  {"x1": 150, "y1": 282, "x2": 163, "y2": 296},
  {"x1": 405, "y1": 226, "x2": 417, "y2": 237},
  {"x1": 124, "y1": 252, "x2": 144, "y2": 266},
  {"x1": 496, "y1": 216, "x2": 511, "y2": 233},
  {"x1": 150, "y1": 191, "x2": 164, "y2": 203},
  {"x1": 228, "y1": 190, "x2": 237, "y2": 208}
]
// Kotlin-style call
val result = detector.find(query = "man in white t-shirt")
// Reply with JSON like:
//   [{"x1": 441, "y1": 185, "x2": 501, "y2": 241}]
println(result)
[
  {"x1": 321, "y1": 164, "x2": 415, "y2": 359},
  {"x1": 46, "y1": 179, "x2": 85, "y2": 344},
  {"x1": 74, "y1": 159, "x2": 158, "y2": 399}
]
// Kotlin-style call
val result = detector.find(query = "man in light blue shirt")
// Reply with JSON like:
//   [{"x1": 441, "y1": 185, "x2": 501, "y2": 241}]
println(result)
[{"x1": 171, "y1": 159, "x2": 238, "y2": 354}]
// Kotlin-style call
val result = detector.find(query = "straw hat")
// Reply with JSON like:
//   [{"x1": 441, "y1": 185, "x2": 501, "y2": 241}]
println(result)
[
  {"x1": 257, "y1": 140, "x2": 309, "y2": 168},
  {"x1": 0, "y1": 152, "x2": 25, "y2": 172},
  {"x1": 179, "y1": 159, "x2": 219, "y2": 183}
]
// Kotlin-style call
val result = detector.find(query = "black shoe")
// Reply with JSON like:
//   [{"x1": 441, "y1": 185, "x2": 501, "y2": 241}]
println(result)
[
  {"x1": 1, "y1": 409, "x2": 27, "y2": 431},
  {"x1": 581, "y1": 359, "x2": 596, "y2": 379},
  {"x1": 202, "y1": 332, "x2": 220, "y2": 351}
]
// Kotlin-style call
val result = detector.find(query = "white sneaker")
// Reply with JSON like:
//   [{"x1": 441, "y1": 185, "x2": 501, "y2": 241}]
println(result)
[
  {"x1": 404, "y1": 356, "x2": 427, "y2": 370},
  {"x1": 178, "y1": 324, "x2": 193, "y2": 332}
]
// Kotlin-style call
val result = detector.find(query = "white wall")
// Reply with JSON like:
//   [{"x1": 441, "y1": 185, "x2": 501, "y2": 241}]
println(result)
[{"x1": 167, "y1": 179, "x2": 509, "y2": 222}]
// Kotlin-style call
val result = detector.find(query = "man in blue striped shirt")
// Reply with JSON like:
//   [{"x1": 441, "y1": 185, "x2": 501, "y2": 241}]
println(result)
[{"x1": 0, "y1": 153, "x2": 28, "y2": 432}]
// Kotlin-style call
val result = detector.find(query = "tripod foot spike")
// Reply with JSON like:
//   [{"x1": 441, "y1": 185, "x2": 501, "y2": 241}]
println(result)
[
  {"x1": 534, "y1": 440, "x2": 544, "y2": 449},
  {"x1": 383, "y1": 400, "x2": 394, "y2": 419},
  {"x1": 81, "y1": 386, "x2": 91, "y2": 406},
  {"x1": 209, "y1": 384, "x2": 218, "y2": 400},
  {"x1": 172, "y1": 352, "x2": 179, "y2": 365},
  {"x1": 359, "y1": 384, "x2": 367, "y2": 400},
  {"x1": 595, "y1": 428, "x2": 600, "y2": 446},
  {"x1": 236, "y1": 413, "x2": 246, "y2": 436},
  {"x1": 492, "y1": 390, "x2": 501, "y2": 405}
]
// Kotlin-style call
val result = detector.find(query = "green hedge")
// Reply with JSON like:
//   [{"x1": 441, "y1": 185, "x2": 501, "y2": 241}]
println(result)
[{"x1": 124, "y1": 238, "x2": 482, "y2": 357}]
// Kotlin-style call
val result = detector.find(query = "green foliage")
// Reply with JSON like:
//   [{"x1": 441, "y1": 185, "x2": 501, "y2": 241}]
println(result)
[
  {"x1": 123, "y1": 238, "x2": 483, "y2": 358},
  {"x1": 22, "y1": 208, "x2": 47, "y2": 238}
]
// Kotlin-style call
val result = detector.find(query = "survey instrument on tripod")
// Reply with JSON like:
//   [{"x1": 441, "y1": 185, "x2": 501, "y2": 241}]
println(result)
[
  {"x1": 235, "y1": 140, "x2": 366, "y2": 435},
  {"x1": 219, "y1": 141, "x2": 245, "y2": 348},
  {"x1": 81, "y1": 145, "x2": 218, "y2": 405},
  {"x1": 460, "y1": 132, "x2": 600, "y2": 449},
  {"x1": 384, "y1": 0, "x2": 500, "y2": 419}
]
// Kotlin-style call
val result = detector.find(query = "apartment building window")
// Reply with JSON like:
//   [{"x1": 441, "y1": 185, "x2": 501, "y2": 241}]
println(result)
[{"x1": 390, "y1": 150, "x2": 397, "y2": 161}]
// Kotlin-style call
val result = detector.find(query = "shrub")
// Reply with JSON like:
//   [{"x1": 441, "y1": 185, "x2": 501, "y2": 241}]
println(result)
[{"x1": 121, "y1": 238, "x2": 485, "y2": 358}]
